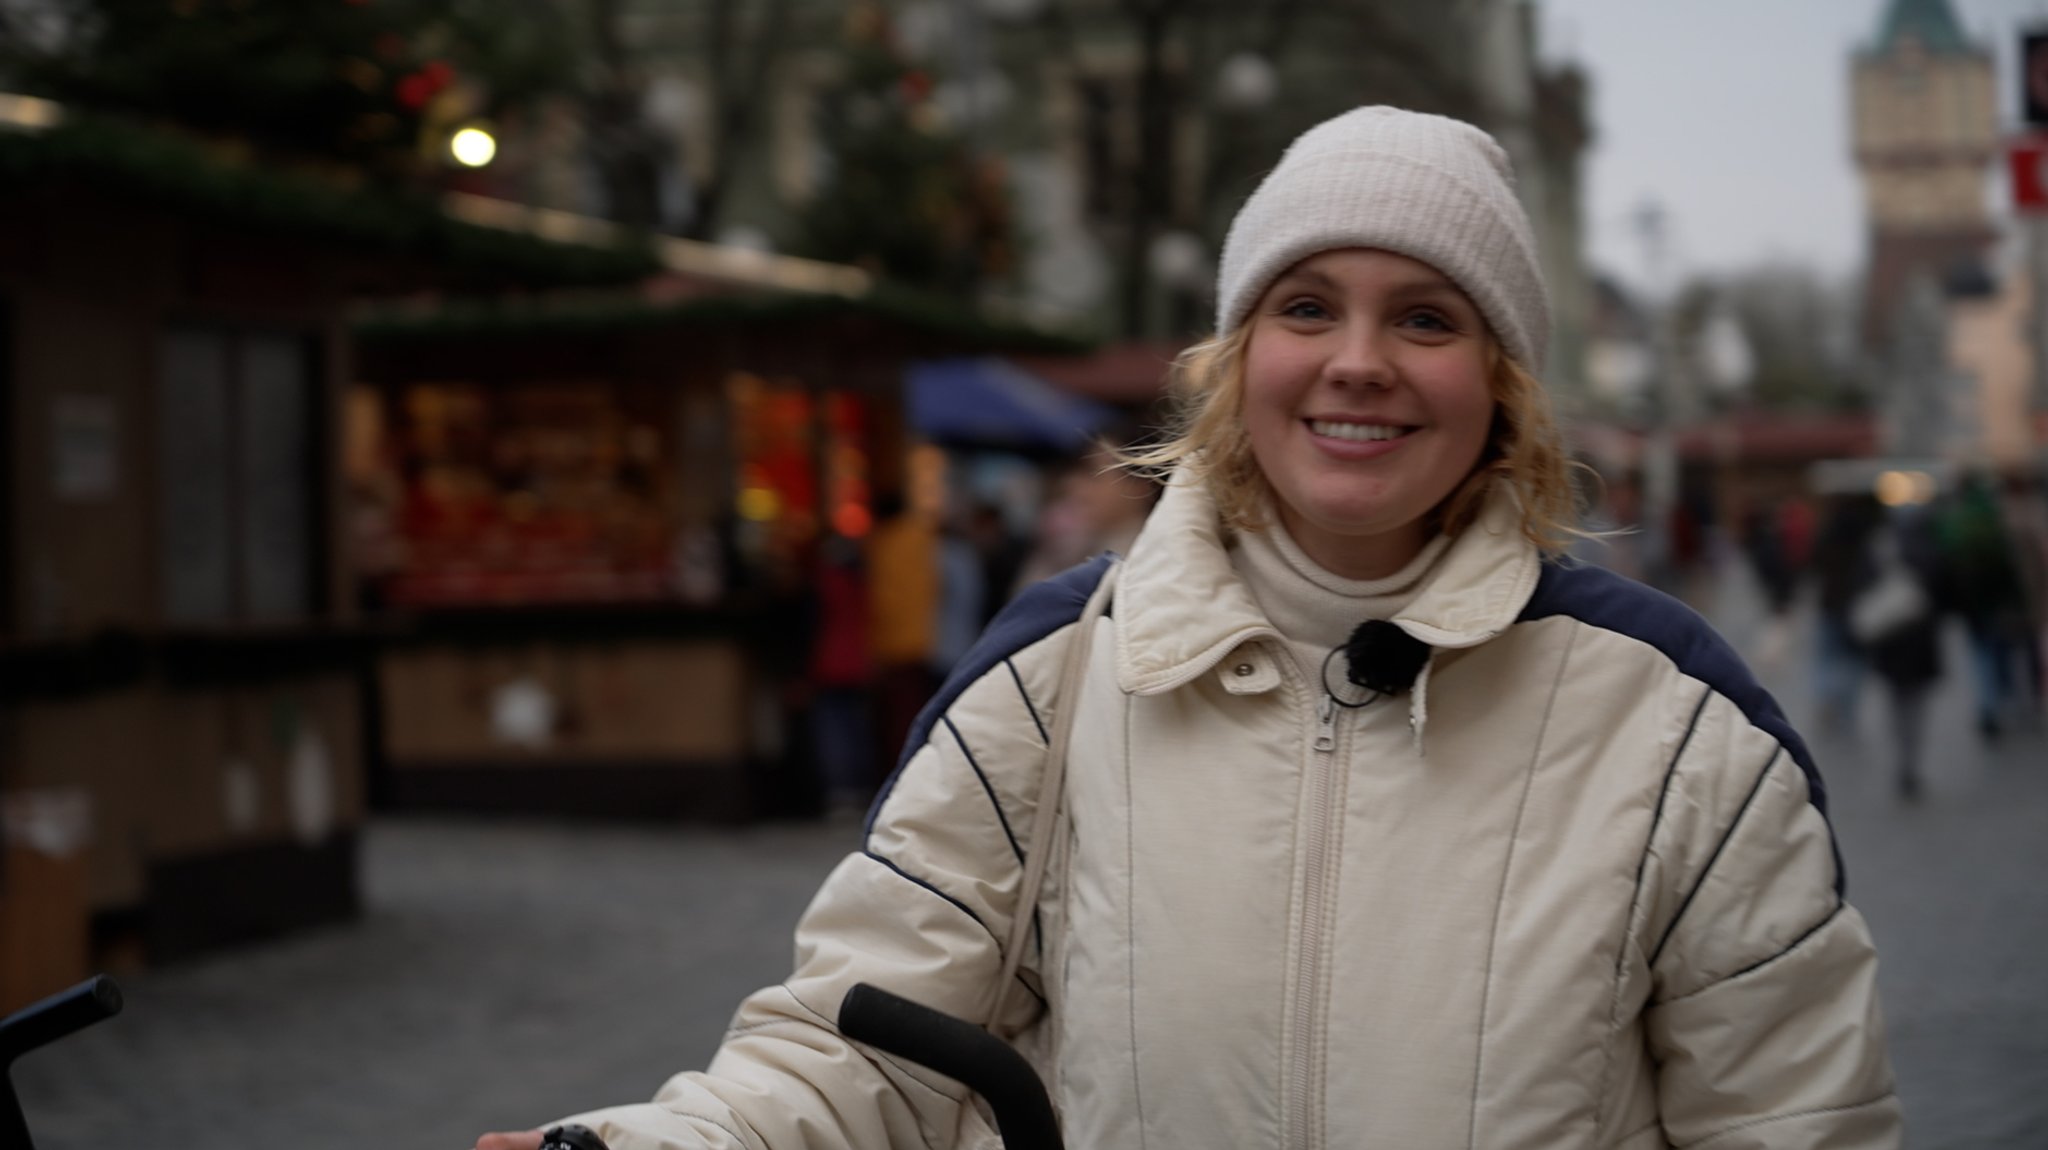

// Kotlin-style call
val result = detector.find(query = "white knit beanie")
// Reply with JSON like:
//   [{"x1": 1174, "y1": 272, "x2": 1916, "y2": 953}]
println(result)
[{"x1": 1215, "y1": 105, "x2": 1550, "y2": 370}]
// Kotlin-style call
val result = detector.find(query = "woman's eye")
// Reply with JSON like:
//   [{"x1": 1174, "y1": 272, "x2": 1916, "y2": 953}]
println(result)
[
  {"x1": 1402, "y1": 309, "x2": 1456, "y2": 333},
  {"x1": 1279, "y1": 299, "x2": 1330, "y2": 321}
]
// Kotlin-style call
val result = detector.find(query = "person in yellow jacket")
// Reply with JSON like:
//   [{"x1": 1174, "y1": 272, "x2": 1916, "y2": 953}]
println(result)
[
  {"x1": 865, "y1": 491, "x2": 941, "y2": 789},
  {"x1": 481, "y1": 107, "x2": 1898, "y2": 1150}
]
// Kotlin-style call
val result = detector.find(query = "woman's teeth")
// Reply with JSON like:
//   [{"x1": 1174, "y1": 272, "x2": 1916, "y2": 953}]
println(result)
[{"x1": 1309, "y1": 420, "x2": 1408, "y2": 442}]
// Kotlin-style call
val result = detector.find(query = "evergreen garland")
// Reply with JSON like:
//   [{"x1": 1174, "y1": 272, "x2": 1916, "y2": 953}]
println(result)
[{"x1": 0, "y1": 116, "x2": 661, "y2": 286}]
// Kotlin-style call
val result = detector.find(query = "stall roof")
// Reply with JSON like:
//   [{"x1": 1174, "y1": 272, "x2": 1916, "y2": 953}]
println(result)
[
  {"x1": 354, "y1": 282, "x2": 1096, "y2": 356},
  {"x1": 0, "y1": 103, "x2": 661, "y2": 288}
]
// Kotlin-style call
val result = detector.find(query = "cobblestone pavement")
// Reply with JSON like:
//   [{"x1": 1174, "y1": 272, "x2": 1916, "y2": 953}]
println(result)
[
  {"x1": 14, "y1": 818, "x2": 865, "y2": 1150},
  {"x1": 13, "y1": 564, "x2": 2048, "y2": 1150}
]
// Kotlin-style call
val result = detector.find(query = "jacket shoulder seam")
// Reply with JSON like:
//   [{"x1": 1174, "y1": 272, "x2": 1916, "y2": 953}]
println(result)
[
  {"x1": 942, "y1": 715, "x2": 1027, "y2": 870},
  {"x1": 860, "y1": 848, "x2": 1000, "y2": 944},
  {"x1": 1647, "y1": 747, "x2": 1783, "y2": 968},
  {"x1": 1657, "y1": 899, "x2": 1847, "y2": 1007}
]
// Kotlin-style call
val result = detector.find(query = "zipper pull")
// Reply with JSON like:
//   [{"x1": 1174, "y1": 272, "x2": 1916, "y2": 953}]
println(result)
[{"x1": 1314, "y1": 693, "x2": 1337, "y2": 752}]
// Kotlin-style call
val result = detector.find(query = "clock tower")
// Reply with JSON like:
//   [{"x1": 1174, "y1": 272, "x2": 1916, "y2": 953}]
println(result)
[{"x1": 1852, "y1": 0, "x2": 1997, "y2": 349}]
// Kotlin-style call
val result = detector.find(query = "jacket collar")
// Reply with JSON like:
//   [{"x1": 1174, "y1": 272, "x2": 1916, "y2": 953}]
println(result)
[{"x1": 1114, "y1": 473, "x2": 1542, "y2": 696}]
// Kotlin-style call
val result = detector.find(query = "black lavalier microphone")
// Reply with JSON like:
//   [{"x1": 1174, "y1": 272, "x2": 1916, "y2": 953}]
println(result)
[{"x1": 1340, "y1": 619, "x2": 1431, "y2": 696}]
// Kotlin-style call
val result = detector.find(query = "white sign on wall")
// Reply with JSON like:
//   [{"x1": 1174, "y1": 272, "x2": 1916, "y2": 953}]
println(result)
[{"x1": 51, "y1": 393, "x2": 119, "y2": 501}]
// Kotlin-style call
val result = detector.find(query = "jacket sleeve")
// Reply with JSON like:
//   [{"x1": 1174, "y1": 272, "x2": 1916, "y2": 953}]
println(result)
[
  {"x1": 552, "y1": 629, "x2": 1072, "y2": 1150},
  {"x1": 1636, "y1": 688, "x2": 1902, "y2": 1149}
]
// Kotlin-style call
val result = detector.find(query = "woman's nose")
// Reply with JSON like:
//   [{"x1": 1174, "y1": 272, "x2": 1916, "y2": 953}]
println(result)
[{"x1": 1323, "y1": 323, "x2": 1394, "y2": 389}]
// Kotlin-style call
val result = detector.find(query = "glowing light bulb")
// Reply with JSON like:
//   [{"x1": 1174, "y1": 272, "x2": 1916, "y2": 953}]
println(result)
[{"x1": 450, "y1": 126, "x2": 497, "y2": 168}]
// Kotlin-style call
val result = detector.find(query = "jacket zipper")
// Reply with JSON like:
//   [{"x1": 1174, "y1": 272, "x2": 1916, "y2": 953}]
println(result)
[{"x1": 1289, "y1": 690, "x2": 1341, "y2": 1149}]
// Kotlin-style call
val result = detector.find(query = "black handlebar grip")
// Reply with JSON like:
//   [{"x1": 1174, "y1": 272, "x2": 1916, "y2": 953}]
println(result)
[
  {"x1": 539, "y1": 1123, "x2": 610, "y2": 1150},
  {"x1": 0, "y1": 975, "x2": 123, "y2": 1066},
  {"x1": 1, "y1": 975, "x2": 124, "y2": 1150},
  {"x1": 837, "y1": 983, "x2": 1063, "y2": 1150}
]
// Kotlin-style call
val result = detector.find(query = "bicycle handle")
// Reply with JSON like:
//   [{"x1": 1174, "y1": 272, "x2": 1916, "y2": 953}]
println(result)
[
  {"x1": 1, "y1": 975, "x2": 124, "y2": 1150},
  {"x1": 837, "y1": 983, "x2": 1063, "y2": 1150}
]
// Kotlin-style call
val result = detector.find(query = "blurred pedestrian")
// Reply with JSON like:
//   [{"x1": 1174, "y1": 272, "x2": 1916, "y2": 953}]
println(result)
[
  {"x1": 1850, "y1": 504, "x2": 1947, "y2": 799},
  {"x1": 1739, "y1": 498, "x2": 1798, "y2": 666},
  {"x1": 1936, "y1": 473, "x2": 2029, "y2": 740},
  {"x1": 808, "y1": 534, "x2": 875, "y2": 817},
  {"x1": 1809, "y1": 492, "x2": 1880, "y2": 733},
  {"x1": 929, "y1": 505, "x2": 986, "y2": 679},
  {"x1": 864, "y1": 491, "x2": 938, "y2": 782},
  {"x1": 1998, "y1": 468, "x2": 2048, "y2": 718},
  {"x1": 1778, "y1": 494, "x2": 1817, "y2": 576},
  {"x1": 966, "y1": 499, "x2": 1027, "y2": 626},
  {"x1": 1012, "y1": 441, "x2": 1160, "y2": 591}
]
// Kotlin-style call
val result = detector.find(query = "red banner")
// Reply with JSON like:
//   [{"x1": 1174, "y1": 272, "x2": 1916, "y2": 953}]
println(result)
[{"x1": 2011, "y1": 136, "x2": 2048, "y2": 211}]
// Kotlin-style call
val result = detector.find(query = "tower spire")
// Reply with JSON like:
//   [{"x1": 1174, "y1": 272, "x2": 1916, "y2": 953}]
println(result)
[{"x1": 1872, "y1": 0, "x2": 1975, "y2": 57}]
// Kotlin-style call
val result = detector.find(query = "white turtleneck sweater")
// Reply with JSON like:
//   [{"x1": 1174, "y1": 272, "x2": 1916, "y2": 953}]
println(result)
[{"x1": 1227, "y1": 516, "x2": 1451, "y2": 704}]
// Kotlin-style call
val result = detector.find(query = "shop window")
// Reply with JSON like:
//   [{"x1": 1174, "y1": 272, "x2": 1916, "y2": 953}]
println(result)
[
  {"x1": 158, "y1": 328, "x2": 319, "y2": 625},
  {"x1": 721, "y1": 376, "x2": 880, "y2": 592},
  {"x1": 823, "y1": 391, "x2": 872, "y2": 540},
  {"x1": 351, "y1": 380, "x2": 674, "y2": 607}
]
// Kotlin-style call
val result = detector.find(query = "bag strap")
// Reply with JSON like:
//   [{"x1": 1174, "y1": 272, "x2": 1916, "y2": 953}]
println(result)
[{"x1": 989, "y1": 558, "x2": 1118, "y2": 1026}]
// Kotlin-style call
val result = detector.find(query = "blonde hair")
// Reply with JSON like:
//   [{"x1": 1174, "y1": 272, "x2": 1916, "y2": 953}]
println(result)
[{"x1": 1119, "y1": 325, "x2": 1586, "y2": 554}]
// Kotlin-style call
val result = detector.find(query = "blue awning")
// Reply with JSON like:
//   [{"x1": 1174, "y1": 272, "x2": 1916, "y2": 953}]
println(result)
[{"x1": 907, "y1": 357, "x2": 1115, "y2": 453}]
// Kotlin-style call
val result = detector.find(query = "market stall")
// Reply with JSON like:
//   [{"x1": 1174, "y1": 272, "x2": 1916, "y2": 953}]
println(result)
[
  {"x1": 350, "y1": 290, "x2": 1086, "y2": 821},
  {"x1": 0, "y1": 111, "x2": 658, "y2": 991}
]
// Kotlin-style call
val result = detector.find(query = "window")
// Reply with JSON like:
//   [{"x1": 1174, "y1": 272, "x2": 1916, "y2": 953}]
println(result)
[
  {"x1": 158, "y1": 328, "x2": 320, "y2": 625},
  {"x1": 0, "y1": 297, "x2": 11, "y2": 638}
]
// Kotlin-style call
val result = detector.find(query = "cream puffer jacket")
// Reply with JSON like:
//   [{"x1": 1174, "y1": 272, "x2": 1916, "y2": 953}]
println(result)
[{"x1": 563, "y1": 480, "x2": 1901, "y2": 1150}]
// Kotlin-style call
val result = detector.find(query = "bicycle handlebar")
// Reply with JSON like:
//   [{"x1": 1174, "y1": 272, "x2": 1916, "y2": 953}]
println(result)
[
  {"x1": 837, "y1": 983, "x2": 1064, "y2": 1150},
  {"x1": 1, "y1": 975, "x2": 124, "y2": 1150}
]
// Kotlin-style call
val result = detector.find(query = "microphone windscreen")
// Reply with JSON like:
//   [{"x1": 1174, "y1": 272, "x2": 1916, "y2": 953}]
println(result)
[{"x1": 1342, "y1": 620, "x2": 1431, "y2": 696}]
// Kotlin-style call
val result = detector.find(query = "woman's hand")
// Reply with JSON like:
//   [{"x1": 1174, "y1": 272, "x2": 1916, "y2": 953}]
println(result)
[{"x1": 473, "y1": 1130, "x2": 543, "y2": 1150}]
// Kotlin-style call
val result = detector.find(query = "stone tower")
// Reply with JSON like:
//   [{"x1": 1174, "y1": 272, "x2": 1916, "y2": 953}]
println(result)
[{"x1": 1851, "y1": 0, "x2": 1997, "y2": 350}]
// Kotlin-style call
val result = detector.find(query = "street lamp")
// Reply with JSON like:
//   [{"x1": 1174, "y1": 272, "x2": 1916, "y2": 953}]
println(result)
[
  {"x1": 449, "y1": 125, "x2": 497, "y2": 168},
  {"x1": 1216, "y1": 52, "x2": 1278, "y2": 111}
]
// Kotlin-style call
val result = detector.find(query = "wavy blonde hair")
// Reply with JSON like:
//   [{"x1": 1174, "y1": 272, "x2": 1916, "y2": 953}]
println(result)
[{"x1": 1118, "y1": 323, "x2": 1586, "y2": 553}]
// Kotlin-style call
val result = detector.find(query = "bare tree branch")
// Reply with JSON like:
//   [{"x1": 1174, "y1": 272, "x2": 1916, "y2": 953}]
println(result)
[{"x1": 686, "y1": 0, "x2": 794, "y2": 240}]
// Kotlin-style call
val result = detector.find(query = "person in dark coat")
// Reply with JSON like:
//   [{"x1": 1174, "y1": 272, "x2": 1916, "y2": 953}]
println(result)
[
  {"x1": 1809, "y1": 493, "x2": 1880, "y2": 732},
  {"x1": 1855, "y1": 503, "x2": 1948, "y2": 800},
  {"x1": 1936, "y1": 474, "x2": 2030, "y2": 739}
]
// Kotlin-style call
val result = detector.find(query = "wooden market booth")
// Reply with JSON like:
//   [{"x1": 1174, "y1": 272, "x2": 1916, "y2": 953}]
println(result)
[
  {"x1": 0, "y1": 110, "x2": 658, "y2": 995},
  {"x1": 350, "y1": 288, "x2": 1088, "y2": 823}
]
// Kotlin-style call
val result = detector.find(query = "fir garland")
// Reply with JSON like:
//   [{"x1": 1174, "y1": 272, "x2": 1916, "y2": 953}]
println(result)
[
  {"x1": 354, "y1": 281, "x2": 1096, "y2": 355},
  {"x1": 0, "y1": 117, "x2": 661, "y2": 287}
]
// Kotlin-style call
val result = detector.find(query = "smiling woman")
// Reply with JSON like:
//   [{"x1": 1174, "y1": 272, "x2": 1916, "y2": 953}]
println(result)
[{"x1": 481, "y1": 107, "x2": 1901, "y2": 1150}]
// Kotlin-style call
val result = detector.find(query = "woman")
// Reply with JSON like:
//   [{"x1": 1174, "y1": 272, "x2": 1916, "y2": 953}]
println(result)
[{"x1": 482, "y1": 107, "x2": 1898, "y2": 1150}]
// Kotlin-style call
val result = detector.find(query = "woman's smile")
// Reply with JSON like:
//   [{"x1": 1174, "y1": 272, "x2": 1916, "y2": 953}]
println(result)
[{"x1": 1305, "y1": 418, "x2": 1414, "y2": 446}]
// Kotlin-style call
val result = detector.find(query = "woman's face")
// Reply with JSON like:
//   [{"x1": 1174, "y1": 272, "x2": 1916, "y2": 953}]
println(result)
[{"x1": 1241, "y1": 248, "x2": 1496, "y2": 579}]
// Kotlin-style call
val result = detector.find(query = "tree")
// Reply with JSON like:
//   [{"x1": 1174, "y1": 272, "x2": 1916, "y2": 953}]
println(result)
[
  {"x1": 1020, "y1": 0, "x2": 1496, "y2": 337},
  {"x1": 790, "y1": 3, "x2": 1004, "y2": 294},
  {"x1": 0, "y1": 0, "x2": 579, "y2": 185},
  {"x1": 1677, "y1": 265, "x2": 1862, "y2": 413}
]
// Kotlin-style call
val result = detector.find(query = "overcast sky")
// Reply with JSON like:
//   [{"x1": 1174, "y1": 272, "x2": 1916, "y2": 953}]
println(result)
[{"x1": 1538, "y1": 0, "x2": 2048, "y2": 291}]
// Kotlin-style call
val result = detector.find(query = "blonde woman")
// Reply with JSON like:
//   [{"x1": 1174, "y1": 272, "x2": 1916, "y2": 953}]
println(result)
[{"x1": 482, "y1": 107, "x2": 1898, "y2": 1150}]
